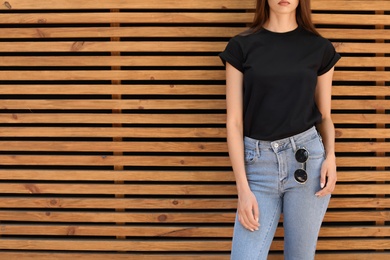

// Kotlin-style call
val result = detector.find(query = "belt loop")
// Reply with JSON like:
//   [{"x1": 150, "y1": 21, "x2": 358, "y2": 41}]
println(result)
[
  {"x1": 289, "y1": 137, "x2": 297, "y2": 152},
  {"x1": 255, "y1": 140, "x2": 260, "y2": 157}
]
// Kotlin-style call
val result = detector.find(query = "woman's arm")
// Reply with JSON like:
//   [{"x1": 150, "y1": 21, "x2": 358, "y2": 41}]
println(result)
[
  {"x1": 314, "y1": 67, "x2": 337, "y2": 197},
  {"x1": 226, "y1": 62, "x2": 259, "y2": 231}
]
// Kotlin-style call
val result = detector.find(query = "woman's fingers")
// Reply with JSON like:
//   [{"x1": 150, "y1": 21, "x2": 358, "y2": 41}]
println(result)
[
  {"x1": 316, "y1": 158, "x2": 337, "y2": 197},
  {"x1": 238, "y1": 200, "x2": 260, "y2": 231}
]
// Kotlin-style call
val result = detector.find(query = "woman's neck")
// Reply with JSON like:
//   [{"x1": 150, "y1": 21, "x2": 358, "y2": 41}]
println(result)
[{"x1": 263, "y1": 13, "x2": 298, "y2": 33}]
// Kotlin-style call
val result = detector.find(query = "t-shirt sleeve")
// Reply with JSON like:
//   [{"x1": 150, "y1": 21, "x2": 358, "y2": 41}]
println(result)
[
  {"x1": 318, "y1": 40, "x2": 341, "y2": 76},
  {"x1": 218, "y1": 37, "x2": 244, "y2": 72}
]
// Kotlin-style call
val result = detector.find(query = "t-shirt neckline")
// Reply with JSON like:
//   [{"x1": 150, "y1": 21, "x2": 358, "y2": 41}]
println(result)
[{"x1": 261, "y1": 25, "x2": 301, "y2": 36}]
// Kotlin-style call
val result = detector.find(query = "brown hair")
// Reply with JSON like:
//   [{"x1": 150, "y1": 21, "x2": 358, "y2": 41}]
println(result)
[{"x1": 241, "y1": 0, "x2": 320, "y2": 36}]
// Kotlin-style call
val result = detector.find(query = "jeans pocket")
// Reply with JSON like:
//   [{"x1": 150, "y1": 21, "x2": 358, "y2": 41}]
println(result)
[
  {"x1": 307, "y1": 137, "x2": 326, "y2": 159},
  {"x1": 244, "y1": 147, "x2": 259, "y2": 165}
]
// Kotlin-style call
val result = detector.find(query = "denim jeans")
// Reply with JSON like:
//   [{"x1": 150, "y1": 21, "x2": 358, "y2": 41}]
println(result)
[{"x1": 231, "y1": 126, "x2": 331, "y2": 260}]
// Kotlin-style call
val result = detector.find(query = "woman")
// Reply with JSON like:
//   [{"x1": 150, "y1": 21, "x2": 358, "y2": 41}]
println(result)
[{"x1": 219, "y1": 0, "x2": 340, "y2": 259}]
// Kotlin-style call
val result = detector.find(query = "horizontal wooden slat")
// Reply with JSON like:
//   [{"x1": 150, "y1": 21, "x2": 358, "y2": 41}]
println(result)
[
  {"x1": 0, "y1": 13, "x2": 253, "y2": 24},
  {"x1": 333, "y1": 42, "x2": 390, "y2": 54},
  {"x1": 320, "y1": 29, "x2": 390, "y2": 40},
  {"x1": 0, "y1": 70, "x2": 387, "y2": 81},
  {"x1": 0, "y1": 99, "x2": 226, "y2": 110},
  {"x1": 336, "y1": 57, "x2": 390, "y2": 67},
  {"x1": 0, "y1": 114, "x2": 226, "y2": 124},
  {"x1": 333, "y1": 71, "x2": 389, "y2": 81},
  {"x1": 332, "y1": 100, "x2": 390, "y2": 110},
  {"x1": 0, "y1": 141, "x2": 227, "y2": 152},
  {"x1": 0, "y1": 84, "x2": 226, "y2": 95},
  {"x1": 1, "y1": 224, "x2": 388, "y2": 237},
  {"x1": 1, "y1": 170, "x2": 388, "y2": 182},
  {"x1": 334, "y1": 185, "x2": 390, "y2": 195},
  {"x1": 335, "y1": 142, "x2": 390, "y2": 152},
  {"x1": 0, "y1": 211, "x2": 238, "y2": 223},
  {"x1": 0, "y1": 183, "x2": 387, "y2": 195},
  {"x1": 2, "y1": 141, "x2": 390, "y2": 153},
  {"x1": 0, "y1": 253, "x2": 389, "y2": 260},
  {"x1": 0, "y1": 198, "x2": 237, "y2": 209},
  {"x1": 0, "y1": 155, "x2": 232, "y2": 166},
  {"x1": 0, "y1": 198, "x2": 388, "y2": 209},
  {"x1": 0, "y1": 127, "x2": 226, "y2": 138},
  {"x1": 0, "y1": 70, "x2": 226, "y2": 81},
  {"x1": 0, "y1": 238, "x2": 389, "y2": 251},
  {"x1": 0, "y1": 155, "x2": 389, "y2": 167},
  {"x1": 0, "y1": 42, "x2": 227, "y2": 52},
  {"x1": 1, "y1": 0, "x2": 389, "y2": 11},
  {"x1": 0, "y1": 184, "x2": 237, "y2": 195},
  {"x1": 0, "y1": 253, "x2": 235, "y2": 260},
  {"x1": 0, "y1": 170, "x2": 237, "y2": 182},
  {"x1": 336, "y1": 171, "x2": 390, "y2": 182},
  {"x1": 0, "y1": 0, "x2": 255, "y2": 10},
  {"x1": 336, "y1": 157, "x2": 390, "y2": 167},
  {"x1": 0, "y1": 27, "x2": 388, "y2": 39},
  {"x1": 1, "y1": 127, "x2": 388, "y2": 139},
  {"x1": 332, "y1": 115, "x2": 390, "y2": 124},
  {"x1": 0, "y1": 27, "x2": 245, "y2": 38},
  {"x1": 3, "y1": 99, "x2": 390, "y2": 110},
  {"x1": 333, "y1": 86, "x2": 390, "y2": 96},
  {"x1": 0, "y1": 42, "x2": 387, "y2": 53},
  {"x1": 313, "y1": 14, "x2": 390, "y2": 25},
  {"x1": 0, "y1": 56, "x2": 221, "y2": 67},
  {"x1": 0, "y1": 238, "x2": 233, "y2": 251},
  {"x1": 0, "y1": 210, "x2": 388, "y2": 223},
  {"x1": 335, "y1": 128, "x2": 390, "y2": 139},
  {"x1": 2, "y1": 13, "x2": 389, "y2": 26}
]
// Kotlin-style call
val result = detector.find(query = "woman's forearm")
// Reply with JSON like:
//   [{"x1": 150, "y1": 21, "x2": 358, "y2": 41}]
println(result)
[
  {"x1": 227, "y1": 122, "x2": 250, "y2": 195},
  {"x1": 316, "y1": 117, "x2": 335, "y2": 158}
]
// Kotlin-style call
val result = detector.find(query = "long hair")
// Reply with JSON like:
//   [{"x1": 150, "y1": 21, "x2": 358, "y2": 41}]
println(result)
[{"x1": 241, "y1": 0, "x2": 320, "y2": 36}]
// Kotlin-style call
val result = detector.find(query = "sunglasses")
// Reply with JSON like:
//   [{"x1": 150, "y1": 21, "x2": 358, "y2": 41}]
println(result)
[{"x1": 294, "y1": 147, "x2": 309, "y2": 184}]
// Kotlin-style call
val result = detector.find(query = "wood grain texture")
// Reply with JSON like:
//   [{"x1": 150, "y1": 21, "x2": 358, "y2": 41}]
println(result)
[{"x1": 0, "y1": 0, "x2": 388, "y2": 257}]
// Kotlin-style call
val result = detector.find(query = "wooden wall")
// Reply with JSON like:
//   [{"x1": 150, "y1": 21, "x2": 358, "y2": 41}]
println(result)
[{"x1": 0, "y1": 0, "x2": 389, "y2": 259}]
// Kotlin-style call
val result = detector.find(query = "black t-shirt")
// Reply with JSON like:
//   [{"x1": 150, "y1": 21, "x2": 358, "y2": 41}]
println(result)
[{"x1": 219, "y1": 26, "x2": 341, "y2": 141}]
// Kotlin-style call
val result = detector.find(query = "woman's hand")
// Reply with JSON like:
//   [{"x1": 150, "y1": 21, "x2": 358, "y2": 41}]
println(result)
[
  {"x1": 237, "y1": 190, "x2": 260, "y2": 231},
  {"x1": 315, "y1": 154, "x2": 337, "y2": 197}
]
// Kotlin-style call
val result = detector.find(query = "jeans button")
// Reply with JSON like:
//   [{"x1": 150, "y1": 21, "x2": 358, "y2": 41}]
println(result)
[{"x1": 273, "y1": 143, "x2": 279, "y2": 148}]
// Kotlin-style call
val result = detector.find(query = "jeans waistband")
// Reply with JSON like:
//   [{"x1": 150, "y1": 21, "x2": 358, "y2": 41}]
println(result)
[{"x1": 244, "y1": 127, "x2": 319, "y2": 152}]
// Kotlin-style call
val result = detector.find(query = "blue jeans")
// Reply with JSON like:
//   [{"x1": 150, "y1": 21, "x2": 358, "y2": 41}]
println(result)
[{"x1": 231, "y1": 127, "x2": 331, "y2": 260}]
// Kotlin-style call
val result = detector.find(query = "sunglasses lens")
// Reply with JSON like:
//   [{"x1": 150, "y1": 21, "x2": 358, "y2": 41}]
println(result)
[
  {"x1": 295, "y1": 148, "x2": 308, "y2": 163},
  {"x1": 294, "y1": 169, "x2": 307, "y2": 183}
]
